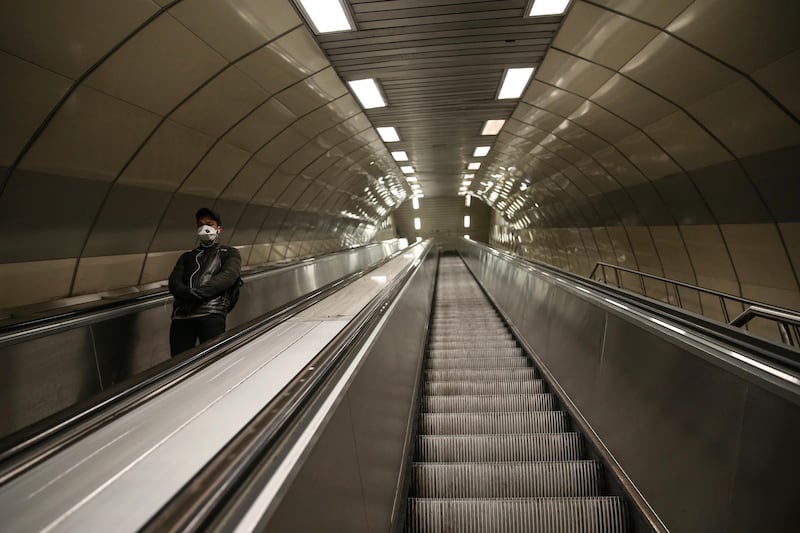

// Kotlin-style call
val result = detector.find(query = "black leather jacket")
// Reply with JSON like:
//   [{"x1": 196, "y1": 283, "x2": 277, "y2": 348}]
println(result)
[{"x1": 168, "y1": 243, "x2": 242, "y2": 318}]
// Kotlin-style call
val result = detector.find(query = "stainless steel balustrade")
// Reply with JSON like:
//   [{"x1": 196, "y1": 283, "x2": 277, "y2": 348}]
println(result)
[
  {"x1": 590, "y1": 261, "x2": 800, "y2": 347},
  {"x1": 458, "y1": 239, "x2": 800, "y2": 533},
  {"x1": 0, "y1": 240, "x2": 405, "y2": 439}
]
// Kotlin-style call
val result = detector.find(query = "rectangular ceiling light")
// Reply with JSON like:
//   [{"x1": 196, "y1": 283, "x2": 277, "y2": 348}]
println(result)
[
  {"x1": 463, "y1": 173, "x2": 475, "y2": 180},
  {"x1": 405, "y1": 176, "x2": 418, "y2": 182},
  {"x1": 416, "y1": 236, "x2": 422, "y2": 243},
  {"x1": 473, "y1": 146, "x2": 490, "y2": 157},
  {"x1": 297, "y1": 0, "x2": 353, "y2": 33},
  {"x1": 348, "y1": 78, "x2": 386, "y2": 109},
  {"x1": 414, "y1": 217, "x2": 421, "y2": 230},
  {"x1": 401, "y1": 165, "x2": 414, "y2": 173},
  {"x1": 412, "y1": 197, "x2": 419, "y2": 210},
  {"x1": 463, "y1": 235, "x2": 470, "y2": 240},
  {"x1": 465, "y1": 195, "x2": 471, "y2": 207},
  {"x1": 377, "y1": 127, "x2": 399, "y2": 142},
  {"x1": 391, "y1": 151, "x2": 408, "y2": 161},
  {"x1": 498, "y1": 67, "x2": 535, "y2": 99},
  {"x1": 468, "y1": 162, "x2": 481, "y2": 170},
  {"x1": 481, "y1": 119, "x2": 505, "y2": 135},
  {"x1": 463, "y1": 215, "x2": 471, "y2": 228},
  {"x1": 528, "y1": 0, "x2": 571, "y2": 17}
]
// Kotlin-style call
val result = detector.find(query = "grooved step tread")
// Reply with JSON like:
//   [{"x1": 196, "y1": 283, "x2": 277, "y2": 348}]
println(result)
[
  {"x1": 416, "y1": 433, "x2": 583, "y2": 462},
  {"x1": 424, "y1": 380, "x2": 546, "y2": 395},
  {"x1": 422, "y1": 394, "x2": 556, "y2": 413},
  {"x1": 419, "y1": 411, "x2": 568, "y2": 435},
  {"x1": 412, "y1": 461, "x2": 602, "y2": 498},
  {"x1": 426, "y1": 356, "x2": 529, "y2": 369},
  {"x1": 425, "y1": 368, "x2": 538, "y2": 381},
  {"x1": 407, "y1": 497, "x2": 628, "y2": 533}
]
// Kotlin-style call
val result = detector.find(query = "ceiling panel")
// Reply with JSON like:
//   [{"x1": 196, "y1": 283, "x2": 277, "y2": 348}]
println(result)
[{"x1": 314, "y1": 0, "x2": 565, "y2": 196}]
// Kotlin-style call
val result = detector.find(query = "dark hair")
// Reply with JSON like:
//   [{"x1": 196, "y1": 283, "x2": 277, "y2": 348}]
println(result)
[{"x1": 195, "y1": 207, "x2": 221, "y2": 226}]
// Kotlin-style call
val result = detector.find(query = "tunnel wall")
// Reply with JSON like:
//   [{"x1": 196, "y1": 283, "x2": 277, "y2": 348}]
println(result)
[
  {"x1": 0, "y1": 0, "x2": 407, "y2": 310},
  {"x1": 481, "y1": 0, "x2": 800, "y2": 315}
]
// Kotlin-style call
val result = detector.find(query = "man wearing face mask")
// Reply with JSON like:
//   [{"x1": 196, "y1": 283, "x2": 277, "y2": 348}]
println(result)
[{"x1": 167, "y1": 208, "x2": 242, "y2": 356}]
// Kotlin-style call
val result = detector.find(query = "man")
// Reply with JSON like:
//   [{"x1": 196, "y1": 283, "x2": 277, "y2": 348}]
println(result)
[{"x1": 168, "y1": 207, "x2": 242, "y2": 356}]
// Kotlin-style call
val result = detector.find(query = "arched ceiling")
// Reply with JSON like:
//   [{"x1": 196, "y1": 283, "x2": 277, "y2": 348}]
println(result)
[{"x1": 1, "y1": 0, "x2": 799, "y2": 309}]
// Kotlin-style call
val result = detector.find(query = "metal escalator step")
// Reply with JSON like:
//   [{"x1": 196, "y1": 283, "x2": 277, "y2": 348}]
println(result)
[
  {"x1": 407, "y1": 497, "x2": 628, "y2": 533},
  {"x1": 412, "y1": 461, "x2": 602, "y2": 498},
  {"x1": 429, "y1": 341, "x2": 518, "y2": 350},
  {"x1": 420, "y1": 412, "x2": 567, "y2": 435},
  {"x1": 422, "y1": 394, "x2": 555, "y2": 413},
  {"x1": 430, "y1": 332, "x2": 512, "y2": 340},
  {"x1": 426, "y1": 357, "x2": 528, "y2": 369},
  {"x1": 427, "y1": 348, "x2": 523, "y2": 359},
  {"x1": 416, "y1": 434, "x2": 583, "y2": 462},
  {"x1": 425, "y1": 368, "x2": 537, "y2": 381},
  {"x1": 424, "y1": 380, "x2": 545, "y2": 396}
]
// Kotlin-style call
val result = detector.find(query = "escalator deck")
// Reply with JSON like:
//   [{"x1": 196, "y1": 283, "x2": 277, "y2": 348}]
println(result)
[{"x1": 407, "y1": 256, "x2": 628, "y2": 532}]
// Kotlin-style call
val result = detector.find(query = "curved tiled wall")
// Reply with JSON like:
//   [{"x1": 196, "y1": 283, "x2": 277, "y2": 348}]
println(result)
[
  {"x1": 482, "y1": 0, "x2": 800, "y2": 317},
  {"x1": 0, "y1": 0, "x2": 408, "y2": 309},
  {"x1": 1, "y1": 0, "x2": 798, "y2": 316}
]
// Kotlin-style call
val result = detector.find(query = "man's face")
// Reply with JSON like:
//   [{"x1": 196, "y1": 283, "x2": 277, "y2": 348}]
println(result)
[{"x1": 197, "y1": 216, "x2": 222, "y2": 234}]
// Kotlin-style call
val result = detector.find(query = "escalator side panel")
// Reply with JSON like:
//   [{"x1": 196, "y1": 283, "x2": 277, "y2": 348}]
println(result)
[
  {"x1": 0, "y1": 243, "x2": 403, "y2": 439},
  {"x1": 261, "y1": 250, "x2": 438, "y2": 532},
  {"x1": 458, "y1": 241, "x2": 800, "y2": 533}
]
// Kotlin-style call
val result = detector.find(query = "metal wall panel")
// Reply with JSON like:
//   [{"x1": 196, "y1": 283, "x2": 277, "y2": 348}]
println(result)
[{"x1": 458, "y1": 240, "x2": 800, "y2": 532}]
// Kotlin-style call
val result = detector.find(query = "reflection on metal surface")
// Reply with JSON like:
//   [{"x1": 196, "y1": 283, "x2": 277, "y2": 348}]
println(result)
[{"x1": 0, "y1": 241, "x2": 406, "y2": 439}]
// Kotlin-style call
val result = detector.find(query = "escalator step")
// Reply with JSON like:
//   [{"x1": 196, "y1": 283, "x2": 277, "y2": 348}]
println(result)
[
  {"x1": 429, "y1": 340, "x2": 515, "y2": 349},
  {"x1": 412, "y1": 461, "x2": 602, "y2": 498},
  {"x1": 426, "y1": 356, "x2": 528, "y2": 369},
  {"x1": 425, "y1": 368, "x2": 538, "y2": 381},
  {"x1": 427, "y1": 347, "x2": 521, "y2": 358},
  {"x1": 416, "y1": 433, "x2": 583, "y2": 462},
  {"x1": 406, "y1": 497, "x2": 628, "y2": 533},
  {"x1": 420, "y1": 412, "x2": 568, "y2": 435},
  {"x1": 424, "y1": 380, "x2": 545, "y2": 396},
  {"x1": 422, "y1": 394, "x2": 555, "y2": 413}
]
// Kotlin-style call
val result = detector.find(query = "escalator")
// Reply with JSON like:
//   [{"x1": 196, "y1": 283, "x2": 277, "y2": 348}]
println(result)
[{"x1": 407, "y1": 256, "x2": 628, "y2": 532}]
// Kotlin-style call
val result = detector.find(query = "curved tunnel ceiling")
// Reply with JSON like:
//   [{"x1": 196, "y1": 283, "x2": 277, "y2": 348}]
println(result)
[{"x1": 1, "y1": 0, "x2": 799, "y2": 311}]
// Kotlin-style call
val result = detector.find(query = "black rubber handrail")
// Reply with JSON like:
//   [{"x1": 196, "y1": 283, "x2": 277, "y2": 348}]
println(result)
[
  {"x1": 465, "y1": 241, "x2": 800, "y2": 371},
  {"x1": 142, "y1": 241, "x2": 434, "y2": 532},
  {"x1": 0, "y1": 242, "x2": 418, "y2": 485},
  {"x1": 0, "y1": 241, "x2": 387, "y2": 342},
  {"x1": 731, "y1": 306, "x2": 800, "y2": 347}
]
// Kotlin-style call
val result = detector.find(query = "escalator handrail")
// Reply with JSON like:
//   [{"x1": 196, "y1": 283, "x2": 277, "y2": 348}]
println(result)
[
  {"x1": 461, "y1": 240, "x2": 800, "y2": 377},
  {"x1": 0, "y1": 241, "x2": 392, "y2": 345},
  {"x1": 0, "y1": 241, "x2": 419, "y2": 485},
  {"x1": 142, "y1": 241, "x2": 434, "y2": 532}
]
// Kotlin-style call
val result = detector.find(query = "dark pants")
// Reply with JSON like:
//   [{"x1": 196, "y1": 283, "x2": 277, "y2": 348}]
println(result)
[{"x1": 170, "y1": 314, "x2": 226, "y2": 357}]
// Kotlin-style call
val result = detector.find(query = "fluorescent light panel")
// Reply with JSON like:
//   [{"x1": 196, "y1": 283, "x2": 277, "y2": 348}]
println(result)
[
  {"x1": 298, "y1": 0, "x2": 353, "y2": 33},
  {"x1": 377, "y1": 127, "x2": 399, "y2": 142},
  {"x1": 463, "y1": 215, "x2": 471, "y2": 229},
  {"x1": 528, "y1": 0, "x2": 570, "y2": 17},
  {"x1": 465, "y1": 195, "x2": 471, "y2": 207},
  {"x1": 498, "y1": 67, "x2": 535, "y2": 99},
  {"x1": 473, "y1": 146, "x2": 490, "y2": 157},
  {"x1": 481, "y1": 119, "x2": 505, "y2": 135},
  {"x1": 401, "y1": 165, "x2": 414, "y2": 173},
  {"x1": 405, "y1": 176, "x2": 417, "y2": 182},
  {"x1": 412, "y1": 197, "x2": 419, "y2": 210},
  {"x1": 348, "y1": 78, "x2": 386, "y2": 109},
  {"x1": 414, "y1": 217, "x2": 421, "y2": 230},
  {"x1": 468, "y1": 162, "x2": 481, "y2": 170},
  {"x1": 391, "y1": 151, "x2": 408, "y2": 161}
]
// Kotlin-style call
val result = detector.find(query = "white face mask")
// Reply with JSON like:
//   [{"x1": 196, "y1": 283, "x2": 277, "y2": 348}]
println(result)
[{"x1": 197, "y1": 224, "x2": 219, "y2": 243}]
